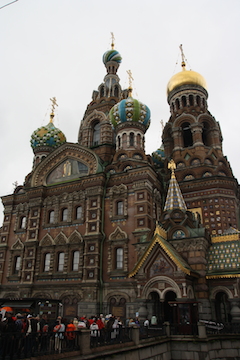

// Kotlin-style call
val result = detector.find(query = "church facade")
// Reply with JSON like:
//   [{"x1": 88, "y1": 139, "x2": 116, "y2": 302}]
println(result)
[{"x1": 0, "y1": 45, "x2": 240, "y2": 325}]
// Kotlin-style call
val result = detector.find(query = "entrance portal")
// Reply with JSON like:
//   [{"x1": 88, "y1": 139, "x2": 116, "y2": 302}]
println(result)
[{"x1": 163, "y1": 291, "x2": 177, "y2": 322}]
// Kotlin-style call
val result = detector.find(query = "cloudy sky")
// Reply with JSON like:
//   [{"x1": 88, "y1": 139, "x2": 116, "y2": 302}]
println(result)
[{"x1": 0, "y1": 0, "x2": 240, "y2": 226}]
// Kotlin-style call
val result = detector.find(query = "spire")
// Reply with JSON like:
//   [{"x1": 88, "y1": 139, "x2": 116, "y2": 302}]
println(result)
[{"x1": 164, "y1": 159, "x2": 187, "y2": 211}]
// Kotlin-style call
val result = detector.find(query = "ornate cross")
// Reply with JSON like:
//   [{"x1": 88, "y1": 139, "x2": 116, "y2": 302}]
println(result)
[
  {"x1": 127, "y1": 70, "x2": 134, "y2": 97},
  {"x1": 111, "y1": 32, "x2": 115, "y2": 50},
  {"x1": 179, "y1": 44, "x2": 186, "y2": 68}
]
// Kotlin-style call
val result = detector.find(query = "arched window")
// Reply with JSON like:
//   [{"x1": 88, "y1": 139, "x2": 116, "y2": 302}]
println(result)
[
  {"x1": 182, "y1": 96, "x2": 187, "y2": 107},
  {"x1": 116, "y1": 248, "x2": 123, "y2": 269},
  {"x1": 202, "y1": 121, "x2": 210, "y2": 146},
  {"x1": 62, "y1": 208, "x2": 68, "y2": 222},
  {"x1": 176, "y1": 99, "x2": 180, "y2": 110},
  {"x1": 114, "y1": 87, "x2": 118, "y2": 97},
  {"x1": 76, "y1": 206, "x2": 82, "y2": 220},
  {"x1": 14, "y1": 256, "x2": 21, "y2": 274},
  {"x1": 72, "y1": 251, "x2": 79, "y2": 271},
  {"x1": 181, "y1": 122, "x2": 193, "y2": 147},
  {"x1": 21, "y1": 216, "x2": 26, "y2": 229},
  {"x1": 130, "y1": 133, "x2": 134, "y2": 146},
  {"x1": 118, "y1": 136, "x2": 121, "y2": 148},
  {"x1": 189, "y1": 95, "x2": 194, "y2": 106},
  {"x1": 197, "y1": 95, "x2": 201, "y2": 106},
  {"x1": 117, "y1": 201, "x2": 123, "y2": 216},
  {"x1": 44, "y1": 253, "x2": 51, "y2": 272},
  {"x1": 100, "y1": 86, "x2": 104, "y2": 98},
  {"x1": 49, "y1": 210, "x2": 54, "y2": 224},
  {"x1": 58, "y1": 252, "x2": 65, "y2": 272},
  {"x1": 93, "y1": 122, "x2": 100, "y2": 146}
]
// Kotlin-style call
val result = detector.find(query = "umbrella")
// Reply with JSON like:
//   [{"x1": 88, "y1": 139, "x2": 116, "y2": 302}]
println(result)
[{"x1": 0, "y1": 306, "x2": 13, "y2": 312}]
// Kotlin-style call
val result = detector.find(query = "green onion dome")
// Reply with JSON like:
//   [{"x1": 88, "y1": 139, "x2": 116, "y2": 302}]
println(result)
[
  {"x1": 30, "y1": 120, "x2": 66, "y2": 151},
  {"x1": 109, "y1": 97, "x2": 151, "y2": 131},
  {"x1": 103, "y1": 49, "x2": 122, "y2": 65}
]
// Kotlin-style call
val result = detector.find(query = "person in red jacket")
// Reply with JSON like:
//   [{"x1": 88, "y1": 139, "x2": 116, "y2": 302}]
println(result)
[{"x1": 65, "y1": 319, "x2": 75, "y2": 349}]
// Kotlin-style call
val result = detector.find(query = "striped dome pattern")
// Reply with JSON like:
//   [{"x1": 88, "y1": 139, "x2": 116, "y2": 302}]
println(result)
[
  {"x1": 102, "y1": 50, "x2": 122, "y2": 65},
  {"x1": 109, "y1": 97, "x2": 151, "y2": 129}
]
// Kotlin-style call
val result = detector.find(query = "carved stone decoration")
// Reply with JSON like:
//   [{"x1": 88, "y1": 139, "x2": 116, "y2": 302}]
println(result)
[
  {"x1": 14, "y1": 202, "x2": 29, "y2": 232},
  {"x1": 39, "y1": 234, "x2": 54, "y2": 247},
  {"x1": 11, "y1": 238, "x2": 24, "y2": 250},
  {"x1": 68, "y1": 230, "x2": 83, "y2": 244},
  {"x1": 109, "y1": 226, "x2": 127, "y2": 241},
  {"x1": 55, "y1": 231, "x2": 68, "y2": 245}
]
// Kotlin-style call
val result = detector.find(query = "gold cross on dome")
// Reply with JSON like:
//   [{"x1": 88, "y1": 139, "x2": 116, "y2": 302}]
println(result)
[
  {"x1": 111, "y1": 32, "x2": 115, "y2": 50},
  {"x1": 127, "y1": 70, "x2": 134, "y2": 97},
  {"x1": 179, "y1": 44, "x2": 186, "y2": 68},
  {"x1": 50, "y1": 97, "x2": 58, "y2": 114}
]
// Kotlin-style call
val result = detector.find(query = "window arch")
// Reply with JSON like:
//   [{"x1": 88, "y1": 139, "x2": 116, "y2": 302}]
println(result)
[
  {"x1": 20, "y1": 216, "x2": 26, "y2": 229},
  {"x1": 181, "y1": 122, "x2": 193, "y2": 147},
  {"x1": 114, "y1": 86, "x2": 119, "y2": 97},
  {"x1": 130, "y1": 132, "x2": 134, "y2": 146},
  {"x1": 62, "y1": 208, "x2": 68, "y2": 222},
  {"x1": 116, "y1": 248, "x2": 123, "y2": 269},
  {"x1": 117, "y1": 201, "x2": 123, "y2": 216},
  {"x1": 72, "y1": 250, "x2": 79, "y2": 271},
  {"x1": 44, "y1": 253, "x2": 51, "y2": 272},
  {"x1": 14, "y1": 256, "x2": 21, "y2": 274},
  {"x1": 93, "y1": 122, "x2": 100, "y2": 146},
  {"x1": 49, "y1": 210, "x2": 54, "y2": 224},
  {"x1": 182, "y1": 96, "x2": 187, "y2": 107},
  {"x1": 76, "y1": 206, "x2": 82, "y2": 220},
  {"x1": 189, "y1": 95, "x2": 194, "y2": 106},
  {"x1": 202, "y1": 121, "x2": 210, "y2": 146},
  {"x1": 58, "y1": 252, "x2": 65, "y2": 272}
]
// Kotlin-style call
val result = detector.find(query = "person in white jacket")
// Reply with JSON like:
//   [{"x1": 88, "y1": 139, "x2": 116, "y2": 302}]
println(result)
[{"x1": 90, "y1": 319, "x2": 99, "y2": 347}]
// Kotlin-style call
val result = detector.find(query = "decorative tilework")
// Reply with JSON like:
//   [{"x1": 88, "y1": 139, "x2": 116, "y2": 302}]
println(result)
[{"x1": 207, "y1": 240, "x2": 240, "y2": 273}]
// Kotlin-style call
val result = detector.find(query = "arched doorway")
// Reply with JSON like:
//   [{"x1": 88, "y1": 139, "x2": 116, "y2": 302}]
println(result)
[
  {"x1": 163, "y1": 291, "x2": 177, "y2": 322},
  {"x1": 148, "y1": 292, "x2": 161, "y2": 324},
  {"x1": 215, "y1": 291, "x2": 231, "y2": 323}
]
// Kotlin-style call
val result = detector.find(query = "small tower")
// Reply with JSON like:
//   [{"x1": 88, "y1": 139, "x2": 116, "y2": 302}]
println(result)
[
  {"x1": 30, "y1": 98, "x2": 66, "y2": 169},
  {"x1": 109, "y1": 70, "x2": 151, "y2": 154}
]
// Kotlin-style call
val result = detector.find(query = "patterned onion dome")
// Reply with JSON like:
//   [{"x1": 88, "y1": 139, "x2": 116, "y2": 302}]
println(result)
[
  {"x1": 30, "y1": 121, "x2": 66, "y2": 150},
  {"x1": 109, "y1": 97, "x2": 151, "y2": 130},
  {"x1": 152, "y1": 144, "x2": 165, "y2": 168},
  {"x1": 103, "y1": 49, "x2": 122, "y2": 65}
]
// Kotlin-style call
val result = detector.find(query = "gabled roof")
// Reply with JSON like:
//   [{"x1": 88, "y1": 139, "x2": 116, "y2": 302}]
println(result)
[{"x1": 128, "y1": 224, "x2": 198, "y2": 278}]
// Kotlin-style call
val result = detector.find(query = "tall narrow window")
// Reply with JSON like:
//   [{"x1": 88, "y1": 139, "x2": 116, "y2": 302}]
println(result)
[
  {"x1": 62, "y1": 208, "x2": 68, "y2": 222},
  {"x1": 58, "y1": 252, "x2": 65, "y2": 272},
  {"x1": 21, "y1": 216, "x2": 26, "y2": 229},
  {"x1": 181, "y1": 122, "x2": 193, "y2": 147},
  {"x1": 14, "y1": 256, "x2": 21, "y2": 274},
  {"x1": 116, "y1": 248, "x2": 123, "y2": 269},
  {"x1": 76, "y1": 206, "x2": 82, "y2": 220},
  {"x1": 49, "y1": 211, "x2": 54, "y2": 224},
  {"x1": 72, "y1": 251, "x2": 79, "y2": 271},
  {"x1": 93, "y1": 122, "x2": 100, "y2": 146},
  {"x1": 44, "y1": 253, "x2": 51, "y2": 272},
  {"x1": 117, "y1": 201, "x2": 123, "y2": 216},
  {"x1": 130, "y1": 133, "x2": 134, "y2": 146}
]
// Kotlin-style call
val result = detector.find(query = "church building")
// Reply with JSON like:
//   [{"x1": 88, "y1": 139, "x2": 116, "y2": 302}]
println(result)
[{"x1": 0, "y1": 43, "x2": 240, "y2": 325}]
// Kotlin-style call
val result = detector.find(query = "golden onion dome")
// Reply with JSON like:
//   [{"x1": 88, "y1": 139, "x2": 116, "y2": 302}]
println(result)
[{"x1": 167, "y1": 62, "x2": 208, "y2": 96}]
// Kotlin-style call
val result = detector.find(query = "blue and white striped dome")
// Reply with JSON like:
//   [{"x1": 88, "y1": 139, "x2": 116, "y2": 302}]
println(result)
[{"x1": 103, "y1": 50, "x2": 122, "y2": 65}]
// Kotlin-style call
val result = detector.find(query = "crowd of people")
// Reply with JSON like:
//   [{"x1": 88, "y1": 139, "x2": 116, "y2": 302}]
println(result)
[{"x1": 0, "y1": 310, "x2": 153, "y2": 358}]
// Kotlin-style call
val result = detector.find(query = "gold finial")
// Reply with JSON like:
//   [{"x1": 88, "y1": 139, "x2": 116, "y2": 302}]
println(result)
[
  {"x1": 168, "y1": 159, "x2": 176, "y2": 178},
  {"x1": 179, "y1": 44, "x2": 186, "y2": 69},
  {"x1": 50, "y1": 97, "x2": 58, "y2": 123},
  {"x1": 127, "y1": 70, "x2": 134, "y2": 97},
  {"x1": 111, "y1": 32, "x2": 115, "y2": 50}
]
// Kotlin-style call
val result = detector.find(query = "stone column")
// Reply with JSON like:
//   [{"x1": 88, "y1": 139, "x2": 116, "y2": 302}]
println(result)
[
  {"x1": 78, "y1": 329, "x2": 91, "y2": 355},
  {"x1": 131, "y1": 325, "x2": 139, "y2": 345},
  {"x1": 230, "y1": 300, "x2": 240, "y2": 323}
]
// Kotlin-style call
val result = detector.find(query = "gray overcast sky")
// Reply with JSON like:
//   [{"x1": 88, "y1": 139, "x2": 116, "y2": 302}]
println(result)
[{"x1": 1, "y1": 0, "x2": 240, "y2": 226}]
